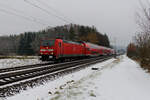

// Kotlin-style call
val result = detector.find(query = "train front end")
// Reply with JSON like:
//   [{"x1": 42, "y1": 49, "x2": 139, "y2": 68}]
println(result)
[{"x1": 39, "y1": 39, "x2": 55, "y2": 61}]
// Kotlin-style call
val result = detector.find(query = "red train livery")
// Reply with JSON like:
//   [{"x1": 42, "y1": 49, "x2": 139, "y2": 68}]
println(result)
[{"x1": 39, "y1": 38, "x2": 114, "y2": 61}]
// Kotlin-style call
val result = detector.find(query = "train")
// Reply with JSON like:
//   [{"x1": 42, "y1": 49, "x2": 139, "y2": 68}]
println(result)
[{"x1": 39, "y1": 38, "x2": 115, "y2": 61}]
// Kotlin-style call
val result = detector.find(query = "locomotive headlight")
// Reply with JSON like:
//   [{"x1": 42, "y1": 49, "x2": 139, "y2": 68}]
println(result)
[{"x1": 48, "y1": 49, "x2": 54, "y2": 51}]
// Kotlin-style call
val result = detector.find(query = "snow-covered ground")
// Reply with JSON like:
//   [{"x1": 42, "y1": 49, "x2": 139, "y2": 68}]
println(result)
[
  {"x1": 4, "y1": 55, "x2": 150, "y2": 100},
  {"x1": 0, "y1": 58, "x2": 41, "y2": 69}
]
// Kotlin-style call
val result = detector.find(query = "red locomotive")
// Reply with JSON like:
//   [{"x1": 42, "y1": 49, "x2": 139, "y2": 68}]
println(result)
[{"x1": 39, "y1": 38, "x2": 114, "y2": 61}]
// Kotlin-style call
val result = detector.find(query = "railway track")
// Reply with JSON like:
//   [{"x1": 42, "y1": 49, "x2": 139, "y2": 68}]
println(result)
[
  {"x1": 0, "y1": 56, "x2": 113, "y2": 97},
  {"x1": 0, "y1": 57, "x2": 91, "y2": 73},
  {"x1": 0, "y1": 62, "x2": 54, "y2": 73}
]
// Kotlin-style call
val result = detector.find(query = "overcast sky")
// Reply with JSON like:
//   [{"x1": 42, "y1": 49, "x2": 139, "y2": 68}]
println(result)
[{"x1": 0, "y1": 0, "x2": 143, "y2": 46}]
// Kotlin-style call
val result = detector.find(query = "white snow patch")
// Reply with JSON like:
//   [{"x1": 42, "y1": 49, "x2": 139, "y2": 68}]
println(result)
[
  {"x1": 99, "y1": 56, "x2": 150, "y2": 100},
  {"x1": 0, "y1": 58, "x2": 41, "y2": 69},
  {"x1": 4, "y1": 55, "x2": 150, "y2": 100},
  {"x1": 5, "y1": 57, "x2": 115, "y2": 100}
]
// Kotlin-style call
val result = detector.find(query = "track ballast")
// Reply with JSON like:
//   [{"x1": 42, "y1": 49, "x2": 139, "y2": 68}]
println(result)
[{"x1": 0, "y1": 56, "x2": 113, "y2": 97}]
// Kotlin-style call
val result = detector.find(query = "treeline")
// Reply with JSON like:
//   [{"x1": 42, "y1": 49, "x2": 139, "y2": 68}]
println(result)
[
  {"x1": 127, "y1": 33, "x2": 150, "y2": 71},
  {"x1": 0, "y1": 24, "x2": 110, "y2": 55},
  {"x1": 127, "y1": 2, "x2": 150, "y2": 71}
]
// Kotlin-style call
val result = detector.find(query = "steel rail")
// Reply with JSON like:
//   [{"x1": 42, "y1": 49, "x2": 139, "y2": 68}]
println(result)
[
  {"x1": 0, "y1": 56, "x2": 109, "y2": 86},
  {"x1": 0, "y1": 57, "x2": 100, "y2": 73},
  {"x1": 0, "y1": 62, "x2": 53, "y2": 73},
  {"x1": 0, "y1": 56, "x2": 114, "y2": 97}
]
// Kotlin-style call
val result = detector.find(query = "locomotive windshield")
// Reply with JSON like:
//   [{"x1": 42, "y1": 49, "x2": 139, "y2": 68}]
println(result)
[{"x1": 41, "y1": 40, "x2": 55, "y2": 46}]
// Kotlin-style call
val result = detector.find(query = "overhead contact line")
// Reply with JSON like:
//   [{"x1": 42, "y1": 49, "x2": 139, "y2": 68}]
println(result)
[
  {"x1": 35, "y1": 0, "x2": 75, "y2": 23},
  {"x1": 24, "y1": 0, "x2": 71, "y2": 24},
  {"x1": 0, "y1": 8, "x2": 46, "y2": 26}
]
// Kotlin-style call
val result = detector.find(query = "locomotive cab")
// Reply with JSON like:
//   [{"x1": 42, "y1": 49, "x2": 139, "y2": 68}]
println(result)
[
  {"x1": 39, "y1": 39, "x2": 63, "y2": 61},
  {"x1": 40, "y1": 39, "x2": 55, "y2": 61}
]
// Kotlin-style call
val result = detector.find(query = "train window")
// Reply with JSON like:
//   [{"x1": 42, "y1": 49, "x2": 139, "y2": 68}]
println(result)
[
  {"x1": 41, "y1": 40, "x2": 55, "y2": 46},
  {"x1": 59, "y1": 42, "x2": 61, "y2": 47},
  {"x1": 102, "y1": 49, "x2": 105, "y2": 53},
  {"x1": 86, "y1": 48, "x2": 90, "y2": 51},
  {"x1": 63, "y1": 40, "x2": 69, "y2": 43},
  {"x1": 63, "y1": 40, "x2": 80, "y2": 45}
]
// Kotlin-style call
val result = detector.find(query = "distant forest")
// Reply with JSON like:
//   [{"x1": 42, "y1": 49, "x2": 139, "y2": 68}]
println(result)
[{"x1": 0, "y1": 24, "x2": 110, "y2": 55}]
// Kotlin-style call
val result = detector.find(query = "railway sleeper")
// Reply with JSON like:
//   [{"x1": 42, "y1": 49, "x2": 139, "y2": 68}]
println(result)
[{"x1": 0, "y1": 56, "x2": 112, "y2": 86}]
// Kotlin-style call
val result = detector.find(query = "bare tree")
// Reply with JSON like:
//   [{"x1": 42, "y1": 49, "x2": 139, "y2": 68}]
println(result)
[{"x1": 135, "y1": 1, "x2": 150, "y2": 69}]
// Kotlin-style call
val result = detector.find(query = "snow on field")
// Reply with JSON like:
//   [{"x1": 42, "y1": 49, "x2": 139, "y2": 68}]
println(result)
[
  {"x1": 0, "y1": 58, "x2": 41, "y2": 69},
  {"x1": 4, "y1": 55, "x2": 150, "y2": 100}
]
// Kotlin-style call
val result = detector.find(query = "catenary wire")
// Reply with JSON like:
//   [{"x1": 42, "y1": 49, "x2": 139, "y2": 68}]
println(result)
[
  {"x1": 0, "y1": 3, "x2": 52, "y2": 27},
  {"x1": 24, "y1": 0, "x2": 71, "y2": 24},
  {"x1": 35, "y1": 0, "x2": 75, "y2": 23},
  {"x1": 0, "y1": 8, "x2": 47, "y2": 26}
]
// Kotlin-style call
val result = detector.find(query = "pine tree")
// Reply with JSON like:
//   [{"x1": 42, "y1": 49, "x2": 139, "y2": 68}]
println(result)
[
  {"x1": 69, "y1": 24, "x2": 76, "y2": 40},
  {"x1": 17, "y1": 33, "x2": 35, "y2": 55}
]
